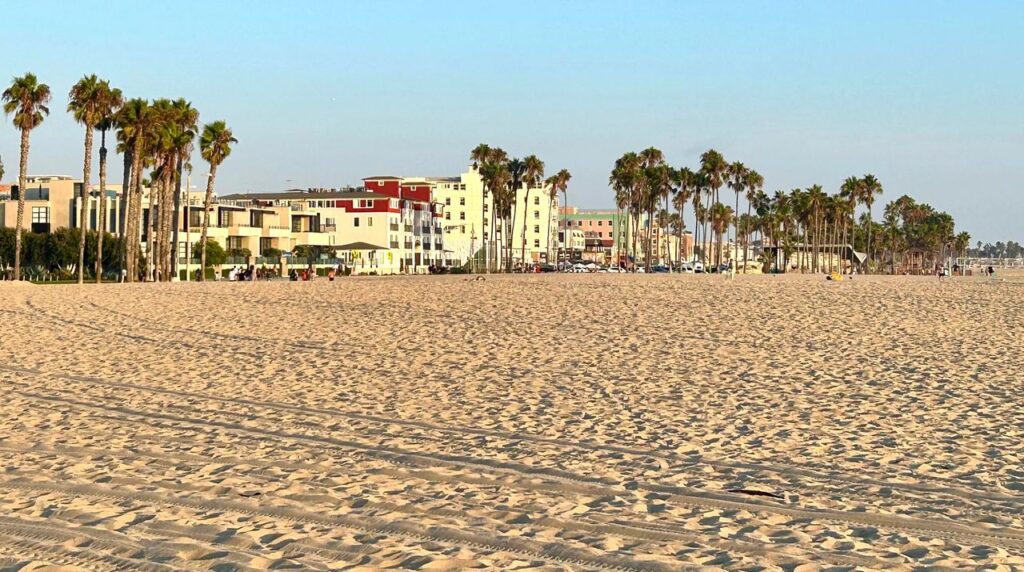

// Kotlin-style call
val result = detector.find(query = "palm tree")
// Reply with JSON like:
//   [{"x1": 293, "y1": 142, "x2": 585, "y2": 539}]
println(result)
[
  {"x1": 2, "y1": 73, "x2": 51, "y2": 281},
  {"x1": 742, "y1": 170, "x2": 763, "y2": 272},
  {"x1": 169, "y1": 99, "x2": 198, "y2": 281},
  {"x1": 609, "y1": 152, "x2": 641, "y2": 270},
  {"x1": 699, "y1": 149, "x2": 727, "y2": 266},
  {"x1": 643, "y1": 163, "x2": 672, "y2": 271},
  {"x1": 805, "y1": 185, "x2": 826, "y2": 272},
  {"x1": 198, "y1": 121, "x2": 237, "y2": 280},
  {"x1": 545, "y1": 169, "x2": 571, "y2": 269},
  {"x1": 68, "y1": 75, "x2": 106, "y2": 283},
  {"x1": 727, "y1": 161, "x2": 747, "y2": 270},
  {"x1": 673, "y1": 167, "x2": 695, "y2": 265},
  {"x1": 860, "y1": 174, "x2": 883, "y2": 272},
  {"x1": 92, "y1": 84, "x2": 123, "y2": 283},
  {"x1": 469, "y1": 143, "x2": 492, "y2": 272},
  {"x1": 709, "y1": 202, "x2": 734, "y2": 269},
  {"x1": 480, "y1": 160, "x2": 511, "y2": 271},
  {"x1": 519, "y1": 154, "x2": 545, "y2": 268},
  {"x1": 116, "y1": 98, "x2": 153, "y2": 282}
]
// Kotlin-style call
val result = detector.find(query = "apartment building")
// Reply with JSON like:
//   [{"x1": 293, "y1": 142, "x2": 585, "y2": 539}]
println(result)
[
  {"x1": 0, "y1": 175, "x2": 125, "y2": 235},
  {"x1": 220, "y1": 181, "x2": 445, "y2": 274},
  {"x1": 430, "y1": 167, "x2": 560, "y2": 266},
  {"x1": 560, "y1": 207, "x2": 693, "y2": 266}
]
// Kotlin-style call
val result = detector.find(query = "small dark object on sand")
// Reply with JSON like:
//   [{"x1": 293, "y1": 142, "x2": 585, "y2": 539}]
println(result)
[
  {"x1": 465, "y1": 276, "x2": 486, "y2": 281},
  {"x1": 239, "y1": 491, "x2": 262, "y2": 498},
  {"x1": 727, "y1": 488, "x2": 783, "y2": 499}
]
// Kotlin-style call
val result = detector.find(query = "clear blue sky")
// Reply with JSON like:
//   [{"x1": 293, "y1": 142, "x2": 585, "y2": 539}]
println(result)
[{"x1": 1, "y1": 0, "x2": 1021, "y2": 242}]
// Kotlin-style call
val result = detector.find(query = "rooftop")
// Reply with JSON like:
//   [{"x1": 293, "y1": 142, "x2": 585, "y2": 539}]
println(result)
[{"x1": 220, "y1": 190, "x2": 389, "y2": 201}]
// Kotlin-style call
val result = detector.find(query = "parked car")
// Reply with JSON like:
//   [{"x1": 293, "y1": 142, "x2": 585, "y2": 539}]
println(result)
[{"x1": 651, "y1": 265, "x2": 670, "y2": 273}]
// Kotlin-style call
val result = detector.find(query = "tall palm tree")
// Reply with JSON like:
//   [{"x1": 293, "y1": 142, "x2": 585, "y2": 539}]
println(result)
[
  {"x1": 545, "y1": 169, "x2": 571, "y2": 269},
  {"x1": 860, "y1": 174, "x2": 883, "y2": 272},
  {"x1": 2, "y1": 73, "x2": 51, "y2": 281},
  {"x1": 609, "y1": 152, "x2": 642, "y2": 269},
  {"x1": 806, "y1": 185, "x2": 826, "y2": 272},
  {"x1": 643, "y1": 163, "x2": 672, "y2": 271},
  {"x1": 520, "y1": 154, "x2": 545, "y2": 268},
  {"x1": 68, "y1": 75, "x2": 107, "y2": 283},
  {"x1": 673, "y1": 167, "x2": 695, "y2": 265},
  {"x1": 727, "y1": 161, "x2": 747, "y2": 269},
  {"x1": 839, "y1": 176, "x2": 860, "y2": 273},
  {"x1": 709, "y1": 202, "x2": 734, "y2": 269},
  {"x1": 116, "y1": 98, "x2": 153, "y2": 282},
  {"x1": 469, "y1": 143, "x2": 492, "y2": 271},
  {"x1": 93, "y1": 84, "x2": 123, "y2": 283},
  {"x1": 699, "y1": 149, "x2": 727, "y2": 266},
  {"x1": 169, "y1": 99, "x2": 198, "y2": 281},
  {"x1": 198, "y1": 121, "x2": 237, "y2": 280},
  {"x1": 742, "y1": 170, "x2": 763, "y2": 272},
  {"x1": 480, "y1": 160, "x2": 511, "y2": 271}
]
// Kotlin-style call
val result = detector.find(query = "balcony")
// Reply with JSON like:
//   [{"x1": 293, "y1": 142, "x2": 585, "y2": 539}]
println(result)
[
  {"x1": 404, "y1": 224, "x2": 413, "y2": 232},
  {"x1": 420, "y1": 225, "x2": 431, "y2": 234},
  {"x1": 263, "y1": 225, "x2": 290, "y2": 238},
  {"x1": 390, "y1": 223, "x2": 399, "y2": 231},
  {"x1": 322, "y1": 224, "x2": 337, "y2": 233},
  {"x1": 390, "y1": 240, "x2": 399, "y2": 248},
  {"x1": 228, "y1": 223, "x2": 261, "y2": 237}
]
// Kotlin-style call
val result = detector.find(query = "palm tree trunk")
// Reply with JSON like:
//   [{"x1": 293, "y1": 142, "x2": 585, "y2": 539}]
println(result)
[
  {"x1": 866, "y1": 206, "x2": 873, "y2": 274},
  {"x1": 118, "y1": 145, "x2": 133, "y2": 277},
  {"x1": 171, "y1": 158, "x2": 184, "y2": 281},
  {"x1": 160, "y1": 168, "x2": 174, "y2": 281},
  {"x1": 481, "y1": 186, "x2": 488, "y2": 274},
  {"x1": 130, "y1": 142, "x2": 145, "y2": 281},
  {"x1": 96, "y1": 130, "x2": 109, "y2": 283},
  {"x1": 149, "y1": 177, "x2": 161, "y2": 282},
  {"x1": 199, "y1": 164, "x2": 218, "y2": 281},
  {"x1": 520, "y1": 187, "x2": 530, "y2": 269},
  {"x1": 78, "y1": 125, "x2": 94, "y2": 284},
  {"x1": 743, "y1": 201, "x2": 751, "y2": 273},
  {"x1": 13, "y1": 129, "x2": 29, "y2": 281}
]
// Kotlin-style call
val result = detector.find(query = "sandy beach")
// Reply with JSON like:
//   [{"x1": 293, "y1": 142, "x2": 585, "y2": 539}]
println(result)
[{"x1": 1, "y1": 273, "x2": 1022, "y2": 571}]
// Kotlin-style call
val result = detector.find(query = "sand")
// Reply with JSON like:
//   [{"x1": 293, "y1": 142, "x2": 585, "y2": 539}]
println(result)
[{"x1": 0, "y1": 272, "x2": 1022, "y2": 571}]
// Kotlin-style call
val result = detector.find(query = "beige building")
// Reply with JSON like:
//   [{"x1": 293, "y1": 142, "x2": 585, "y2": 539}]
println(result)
[
  {"x1": 431, "y1": 167, "x2": 560, "y2": 267},
  {"x1": 1, "y1": 175, "x2": 126, "y2": 235}
]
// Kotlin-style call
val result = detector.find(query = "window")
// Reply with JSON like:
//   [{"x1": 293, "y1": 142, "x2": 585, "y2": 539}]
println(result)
[
  {"x1": 534, "y1": 196, "x2": 540, "y2": 205},
  {"x1": 368, "y1": 217, "x2": 373, "y2": 227},
  {"x1": 598, "y1": 220, "x2": 603, "y2": 226},
  {"x1": 459, "y1": 197, "x2": 465, "y2": 206},
  {"x1": 533, "y1": 225, "x2": 540, "y2": 233},
  {"x1": 325, "y1": 217, "x2": 336, "y2": 226},
  {"x1": 459, "y1": 212, "x2": 466, "y2": 220},
  {"x1": 534, "y1": 210, "x2": 540, "y2": 219},
  {"x1": 31, "y1": 207, "x2": 49, "y2": 224},
  {"x1": 445, "y1": 212, "x2": 450, "y2": 220},
  {"x1": 608, "y1": 220, "x2": 613, "y2": 226},
  {"x1": 445, "y1": 198, "x2": 451, "y2": 206},
  {"x1": 353, "y1": 217, "x2": 360, "y2": 227},
  {"x1": 533, "y1": 239, "x2": 540, "y2": 248}
]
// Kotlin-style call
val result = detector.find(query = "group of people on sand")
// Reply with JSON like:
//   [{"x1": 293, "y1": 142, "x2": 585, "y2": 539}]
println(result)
[{"x1": 289, "y1": 265, "x2": 340, "y2": 282}]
